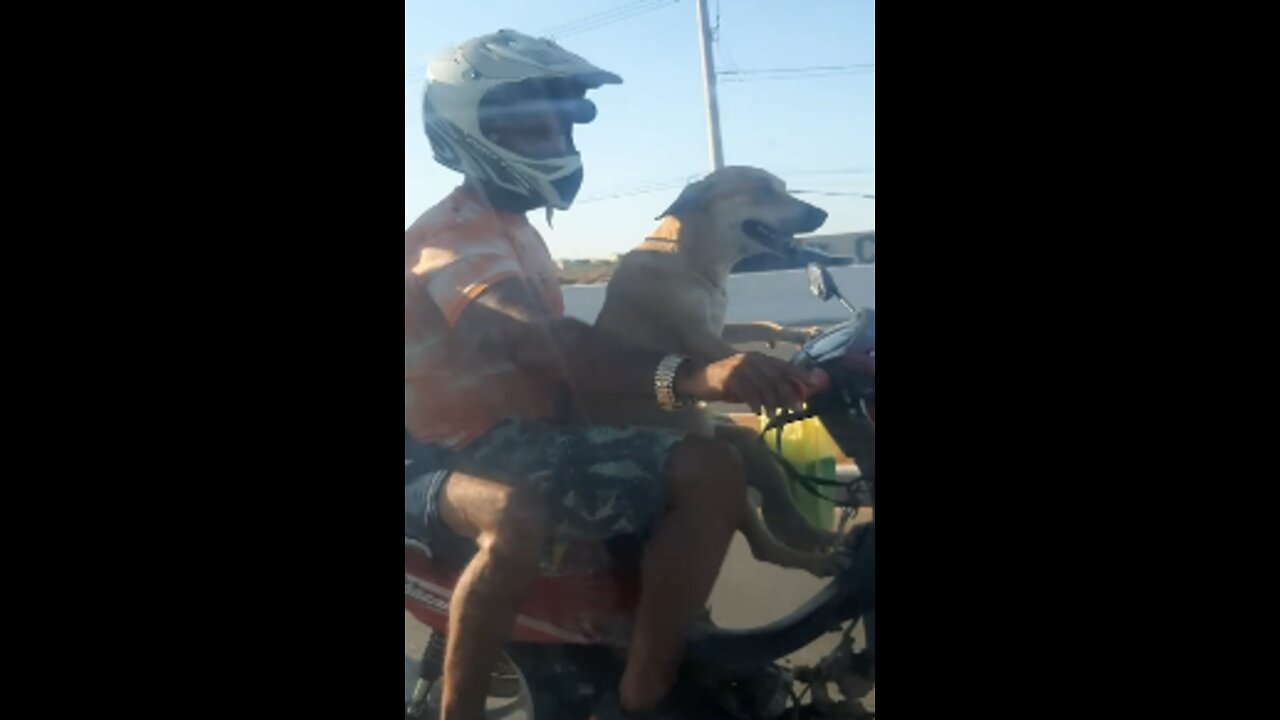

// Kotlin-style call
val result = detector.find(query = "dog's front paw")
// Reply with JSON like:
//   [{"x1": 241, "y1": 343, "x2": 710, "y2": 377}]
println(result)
[
  {"x1": 800, "y1": 550, "x2": 853, "y2": 578},
  {"x1": 776, "y1": 326, "x2": 823, "y2": 347}
]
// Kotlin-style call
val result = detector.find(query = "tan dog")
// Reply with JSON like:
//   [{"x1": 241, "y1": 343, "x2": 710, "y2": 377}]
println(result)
[{"x1": 590, "y1": 166, "x2": 842, "y2": 577}]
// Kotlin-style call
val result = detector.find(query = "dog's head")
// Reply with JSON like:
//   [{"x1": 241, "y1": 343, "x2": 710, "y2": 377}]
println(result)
[{"x1": 656, "y1": 166, "x2": 829, "y2": 263}]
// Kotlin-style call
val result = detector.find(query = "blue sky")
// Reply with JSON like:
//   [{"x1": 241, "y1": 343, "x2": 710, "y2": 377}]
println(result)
[{"x1": 405, "y1": 0, "x2": 875, "y2": 259}]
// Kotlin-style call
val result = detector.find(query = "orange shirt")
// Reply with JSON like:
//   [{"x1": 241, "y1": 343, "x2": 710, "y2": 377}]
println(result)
[{"x1": 405, "y1": 185, "x2": 566, "y2": 449}]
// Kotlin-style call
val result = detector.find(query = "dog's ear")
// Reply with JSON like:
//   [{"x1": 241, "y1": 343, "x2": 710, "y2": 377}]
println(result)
[{"x1": 656, "y1": 180, "x2": 712, "y2": 220}]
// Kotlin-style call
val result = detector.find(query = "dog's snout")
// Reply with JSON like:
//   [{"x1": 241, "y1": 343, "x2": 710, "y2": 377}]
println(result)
[{"x1": 801, "y1": 202, "x2": 829, "y2": 231}]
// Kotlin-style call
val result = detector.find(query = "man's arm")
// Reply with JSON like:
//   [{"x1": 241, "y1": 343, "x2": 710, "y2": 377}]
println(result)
[
  {"x1": 453, "y1": 277, "x2": 672, "y2": 397},
  {"x1": 454, "y1": 277, "x2": 821, "y2": 413}
]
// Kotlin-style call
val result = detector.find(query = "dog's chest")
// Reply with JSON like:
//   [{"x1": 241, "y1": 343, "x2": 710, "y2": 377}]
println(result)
[
  {"x1": 706, "y1": 285, "x2": 728, "y2": 335},
  {"x1": 672, "y1": 274, "x2": 729, "y2": 338}
]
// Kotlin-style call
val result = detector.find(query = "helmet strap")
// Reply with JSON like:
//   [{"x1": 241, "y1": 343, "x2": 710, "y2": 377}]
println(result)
[{"x1": 476, "y1": 178, "x2": 544, "y2": 215}]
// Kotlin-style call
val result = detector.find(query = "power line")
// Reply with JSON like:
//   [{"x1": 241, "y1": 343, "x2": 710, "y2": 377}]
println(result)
[
  {"x1": 780, "y1": 168, "x2": 874, "y2": 177},
  {"x1": 554, "y1": 1, "x2": 679, "y2": 39},
  {"x1": 718, "y1": 64, "x2": 876, "y2": 84},
  {"x1": 406, "y1": 2, "x2": 681, "y2": 87},
  {"x1": 719, "y1": 64, "x2": 876, "y2": 77},
  {"x1": 793, "y1": 190, "x2": 876, "y2": 199},
  {"x1": 577, "y1": 175, "x2": 699, "y2": 205},
  {"x1": 719, "y1": 68, "x2": 876, "y2": 84},
  {"x1": 711, "y1": 0, "x2": 743, "y2": 74},
  {"x1": 716, "y1": 42, "x2": 742, "y2": 75},
  {"x1": 540, "y1": 0, "x2": 659, "y2": 36},
  {"x1": 540, "y1": 0, "x2": 680, "y2": 40},
  {"x1": 792, "y1": 181, "x2": 877, "y2": 191},
  {"x1": 577, "y1": 170, "x2": 876, "y2": 205}
]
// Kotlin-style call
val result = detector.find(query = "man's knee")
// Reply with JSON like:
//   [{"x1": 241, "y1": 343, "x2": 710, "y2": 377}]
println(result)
[
  {"x1": 667, "y1": 436, "x2": 748, "y2": 514},
  {"x1": 712, "y1": 422, "x2": 757, "y2": 450},
  {"x1": 484, "y1": 484, "x2": 548, "y2": 561},
  {"x1": 716, "y1": 426, "x2": 783, "y2": 485}
]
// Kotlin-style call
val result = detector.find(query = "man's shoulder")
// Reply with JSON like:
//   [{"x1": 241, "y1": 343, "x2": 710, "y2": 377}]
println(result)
[
  {"x1": 406, "y1": 187, "x2": 512, "y2": 276},
  {"x1": 408, "y1": 187, "x2": 479, "y2": 239}
]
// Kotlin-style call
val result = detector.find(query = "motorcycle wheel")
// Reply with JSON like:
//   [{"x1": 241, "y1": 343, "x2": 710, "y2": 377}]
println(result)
[{"x1": 406, "y1": 644, "x2": 602, "y2": 720}]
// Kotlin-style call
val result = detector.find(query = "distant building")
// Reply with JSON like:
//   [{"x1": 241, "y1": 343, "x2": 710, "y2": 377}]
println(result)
[
  {"x1": 805, "y1": 232, "x2": 875, "y2": 265},
  {"x1": 555, "y1": 257, "x2": 617, "y2": 286},
  {"x1": 555, "y1": 231, "x2": 875, "y2": 284}
]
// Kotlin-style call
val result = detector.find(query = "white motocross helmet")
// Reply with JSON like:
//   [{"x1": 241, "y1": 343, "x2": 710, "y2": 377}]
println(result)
[{"x1": 423, "y1": 29, "x2": 622, "y2": 211}]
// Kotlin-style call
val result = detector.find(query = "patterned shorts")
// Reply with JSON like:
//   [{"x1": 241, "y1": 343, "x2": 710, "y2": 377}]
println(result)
[{"x1": 405, "y1": 419, "x2": 688, "y2": 560}]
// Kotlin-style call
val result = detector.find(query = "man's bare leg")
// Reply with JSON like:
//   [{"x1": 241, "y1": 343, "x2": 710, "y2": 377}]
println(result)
[
  {"x1": 436, "y1": 474, "x2": 547, "y2": 720},
  {"x1": 715, "y1": 423, "x2": 840, "y2": 552},
  {"x1": 619, "y1": 437, "x2": 748, "y2": 712}
]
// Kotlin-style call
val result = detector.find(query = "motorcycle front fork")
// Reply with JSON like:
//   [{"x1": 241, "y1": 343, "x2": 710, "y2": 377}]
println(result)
[{"x1": 407, "y1": 631, "x2": 447, "y2": 718}]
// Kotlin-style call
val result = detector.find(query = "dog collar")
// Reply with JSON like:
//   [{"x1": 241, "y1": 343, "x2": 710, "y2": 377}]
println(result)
[{"x1": 637, "y1": 237, "x2": 680, "y2": 253}]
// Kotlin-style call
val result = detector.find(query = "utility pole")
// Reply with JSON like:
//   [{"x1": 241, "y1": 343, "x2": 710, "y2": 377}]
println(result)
[{"x1": 696, "y1": 0, "x2": 725, "y2": 171}]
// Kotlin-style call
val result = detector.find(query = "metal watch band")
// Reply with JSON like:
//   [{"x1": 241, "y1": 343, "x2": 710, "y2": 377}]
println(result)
[{"x1": 654, "y1": 354, "x2": 690, "y2": 411}]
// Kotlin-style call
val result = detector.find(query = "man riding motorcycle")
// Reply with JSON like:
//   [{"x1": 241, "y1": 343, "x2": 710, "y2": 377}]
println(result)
[{"x1": 405, "y1": 30, "x2": 827, "y2": 720}]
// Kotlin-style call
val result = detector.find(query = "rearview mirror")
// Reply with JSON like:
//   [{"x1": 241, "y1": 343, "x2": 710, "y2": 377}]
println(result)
[{"x1": 807, "y1": 263, "x2": 839, "y2": 302}]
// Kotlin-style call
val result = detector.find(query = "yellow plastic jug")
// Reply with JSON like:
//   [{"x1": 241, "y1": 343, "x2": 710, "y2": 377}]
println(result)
[{"x1": 759, "y1": 413, "x2": 840, "y2": 531}]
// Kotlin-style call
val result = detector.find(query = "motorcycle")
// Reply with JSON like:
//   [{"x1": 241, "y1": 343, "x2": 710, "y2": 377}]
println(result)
[{"x1": 404, "y1": 262, "x2": 875, "y2": 719}]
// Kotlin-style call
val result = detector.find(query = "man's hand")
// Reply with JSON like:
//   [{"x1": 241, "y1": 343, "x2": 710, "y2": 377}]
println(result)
[{"x1": 676, "y1": 352, "x2": 830, "y2": 415}]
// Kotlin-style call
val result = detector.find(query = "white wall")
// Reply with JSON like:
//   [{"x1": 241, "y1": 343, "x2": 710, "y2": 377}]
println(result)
[{"x1": 562, "y1": 266, "x2": 876, "y2": 327}]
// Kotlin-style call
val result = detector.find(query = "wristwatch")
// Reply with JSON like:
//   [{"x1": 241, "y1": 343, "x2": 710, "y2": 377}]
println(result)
[{"x1": 654, "y1": 354, "x2": 690, "y2": 411}]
